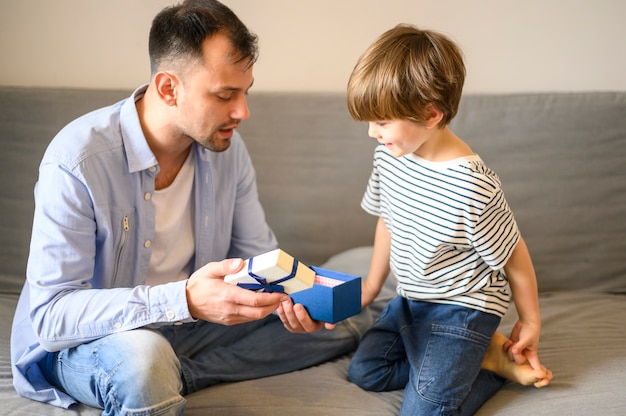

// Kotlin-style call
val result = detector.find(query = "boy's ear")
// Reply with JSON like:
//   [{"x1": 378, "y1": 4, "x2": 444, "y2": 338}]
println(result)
[{"x1": 423, "y1": 103, "x2": 444, "y2": 129}]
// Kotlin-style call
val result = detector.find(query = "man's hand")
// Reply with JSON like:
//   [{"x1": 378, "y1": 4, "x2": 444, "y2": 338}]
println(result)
[{"x1": 185, "y1": 258, "x2": 289, "y2": 325}]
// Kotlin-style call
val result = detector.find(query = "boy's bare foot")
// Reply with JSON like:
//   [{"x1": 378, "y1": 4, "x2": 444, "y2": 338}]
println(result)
[{"x1": 481, "y1": 332, "x2": 553, "y2": 388}]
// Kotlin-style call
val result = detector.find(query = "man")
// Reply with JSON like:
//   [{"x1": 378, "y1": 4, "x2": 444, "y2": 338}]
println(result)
[{"x1": 10, "y1": 1, "x2": 371, "y2": 414}]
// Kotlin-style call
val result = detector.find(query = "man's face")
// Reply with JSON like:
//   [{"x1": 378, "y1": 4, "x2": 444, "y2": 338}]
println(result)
[{"x1": 174, "y1": 33, "x2": 254, "y2": 152}]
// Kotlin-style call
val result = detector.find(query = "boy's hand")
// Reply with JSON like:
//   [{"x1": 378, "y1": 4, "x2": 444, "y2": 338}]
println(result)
[
  {"x1": 504, "y1": 320, "x2": 542, "y2": 370},
  {"x1": 276, "y1": 297, "x2": 336, "y2": 333}
]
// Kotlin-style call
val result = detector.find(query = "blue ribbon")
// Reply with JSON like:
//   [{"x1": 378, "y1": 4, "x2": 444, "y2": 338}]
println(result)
[{"x1": 236, "y1": 257, "x2": 299, "y2": 293}]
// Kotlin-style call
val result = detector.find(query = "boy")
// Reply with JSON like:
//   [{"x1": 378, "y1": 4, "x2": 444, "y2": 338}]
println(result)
[{"x1": 346, "y1": 25, "x2": 552, "y2": 415}]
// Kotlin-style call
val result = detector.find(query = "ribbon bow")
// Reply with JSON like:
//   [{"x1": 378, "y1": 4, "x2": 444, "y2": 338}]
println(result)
[{"x1": 236, "y1": 257, "x2": 299, "y2": 293}]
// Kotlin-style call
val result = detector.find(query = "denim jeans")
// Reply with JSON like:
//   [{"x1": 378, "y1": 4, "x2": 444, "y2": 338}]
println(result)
[
  {"x1": 41, "y1": 309, "x2": 372, "y2": 415},
  {"x1": 348, "y1": 296, "x2": 505, "y2": 416}
]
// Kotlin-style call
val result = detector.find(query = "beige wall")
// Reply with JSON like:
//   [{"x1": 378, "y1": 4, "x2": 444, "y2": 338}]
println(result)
[{"x1": 1, "y1": 0, "x2": 624, "y2": 93}]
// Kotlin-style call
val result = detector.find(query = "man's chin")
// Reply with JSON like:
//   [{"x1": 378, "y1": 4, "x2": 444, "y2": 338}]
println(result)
[{"x1": 201, "y1": 137, "x2": 231, "y2": 152}]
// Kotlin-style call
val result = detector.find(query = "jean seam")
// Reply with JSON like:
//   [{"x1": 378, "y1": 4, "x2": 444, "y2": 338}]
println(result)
[
  {"x1": 112, "y1": 396, "x2": 186, "y2": 416},
  {"x1": 416, "y1": 323, "x2": 493, "y2": 408},
  {"x1": 178, "y1": 358, "x2": 194, "y2": 396}
]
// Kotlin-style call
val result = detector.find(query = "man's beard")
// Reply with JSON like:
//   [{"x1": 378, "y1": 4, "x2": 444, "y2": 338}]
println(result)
[
  {"x1": 201, "y1": 135, "x2": 231, "y2": 152},
  {"x1": 196, "y1": 120, "x2": 239, "y2": 152}
]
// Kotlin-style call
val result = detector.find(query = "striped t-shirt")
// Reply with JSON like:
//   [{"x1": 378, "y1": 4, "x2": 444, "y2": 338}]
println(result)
[{"x1": 362, "y1": 145, "x2": 520, "y2": 317}]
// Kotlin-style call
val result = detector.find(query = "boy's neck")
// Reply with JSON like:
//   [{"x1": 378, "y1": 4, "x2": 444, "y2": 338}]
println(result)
[{"x1": 414, "y1": 126, "x2": 473, "y2": 162}]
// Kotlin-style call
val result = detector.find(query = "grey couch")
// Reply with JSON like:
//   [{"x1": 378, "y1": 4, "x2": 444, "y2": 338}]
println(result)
[{"x1": 1, "y1": 88, "x2": 625, "y2": 415}]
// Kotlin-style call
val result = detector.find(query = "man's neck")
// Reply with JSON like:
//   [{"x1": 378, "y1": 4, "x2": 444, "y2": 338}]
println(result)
[{"x1": 136, "y1": 84, "x2": 193, "y2": 190}]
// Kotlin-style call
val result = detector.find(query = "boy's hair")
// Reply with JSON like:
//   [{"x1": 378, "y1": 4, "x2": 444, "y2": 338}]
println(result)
[
  {"x1": 148, "y1": 0, "x2": 258, "y2": 75},
  {"x1": 347, "y1": 24, "x2": 465, "y2": 127}
]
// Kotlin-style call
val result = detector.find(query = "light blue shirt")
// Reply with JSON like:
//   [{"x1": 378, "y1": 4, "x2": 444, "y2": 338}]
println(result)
[{"x1": 10, "y1": 85, "x2": 277, "y2": 407}]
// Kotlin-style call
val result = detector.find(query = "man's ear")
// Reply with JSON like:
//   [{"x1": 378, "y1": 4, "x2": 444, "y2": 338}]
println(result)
[
  {"x1": 153, "y1": 71, "x2": 178, "y2": 106},
  {"x1": 423, "y1": 103, "x2": 444, "y2": 129}
]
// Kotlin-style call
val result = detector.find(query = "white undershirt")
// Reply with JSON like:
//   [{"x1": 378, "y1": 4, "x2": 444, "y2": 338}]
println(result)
[{"x1": 146, "y1": 151, "x2": 195, "y2": 286}]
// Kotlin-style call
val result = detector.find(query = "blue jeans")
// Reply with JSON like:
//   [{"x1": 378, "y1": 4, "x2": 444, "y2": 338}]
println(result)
[
  {"x1": 348, "y1": 296, "x2": 505, "y2": 416},
  {"x1": 41, "y1": 310, "x2": 372, "y2": 415}
]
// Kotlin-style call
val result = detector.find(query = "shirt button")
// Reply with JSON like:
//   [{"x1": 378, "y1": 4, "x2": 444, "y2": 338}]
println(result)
[
  {"x1": 114, "y1": 322, "x2": 122, "y2": 329},
  {"x1": 144, "y1": 240, "x2": 151, "y2": 248},
  {"x1": 144, "y1": 192, "x2": 151, "y2": 201},
  {"x1": 166, "y1": 310, "x2": 175, "y2": 320},
  {"x1": 149, "y1": 166, "x2": 157, "y2": 173}
]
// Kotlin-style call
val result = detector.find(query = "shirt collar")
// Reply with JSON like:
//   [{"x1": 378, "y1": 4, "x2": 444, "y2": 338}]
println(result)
[{"x1": 120, "y1": 84, "x2": 159, "y2": 174}]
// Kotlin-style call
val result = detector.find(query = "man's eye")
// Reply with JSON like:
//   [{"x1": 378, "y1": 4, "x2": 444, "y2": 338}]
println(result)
[{"x1": 216, "y1": 92, "x2": 235, "y2": 101}]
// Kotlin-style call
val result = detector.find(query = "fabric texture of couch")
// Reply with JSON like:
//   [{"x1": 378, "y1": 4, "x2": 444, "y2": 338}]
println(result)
[{"x1": 0, "y1": 87, "x2": 625, "y2": 415}]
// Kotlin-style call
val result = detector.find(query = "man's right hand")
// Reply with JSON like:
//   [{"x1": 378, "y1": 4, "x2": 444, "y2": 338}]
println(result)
[{"x1": 185, "y1": 258, "x2": 289, "y2": 325}]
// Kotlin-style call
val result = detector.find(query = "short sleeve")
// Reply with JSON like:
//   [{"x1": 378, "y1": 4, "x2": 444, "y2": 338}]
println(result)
[{"x1": 472, "y1": 188, "x2": 520, "y2": 270}]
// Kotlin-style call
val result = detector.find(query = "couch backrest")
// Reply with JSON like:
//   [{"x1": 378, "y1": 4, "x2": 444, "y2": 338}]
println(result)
[
  {"x1": 244, "y1": 92, "x2": 626, "y2": 293},
  {"x1": 450, "y1": 93, "x2": 626, "y2": 292},
  {"x1": 238, "y1": 93, "x2": 378, "y2": 266},
  {"x1": 0, "y1": 88, "x2": 624, "y2": 294},
  {"x1": 0, "y1": 88, "x2": 130, "y2": 294}
]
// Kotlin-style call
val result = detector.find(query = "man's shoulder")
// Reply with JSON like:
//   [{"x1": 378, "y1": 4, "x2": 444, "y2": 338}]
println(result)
[{"x1": 44, "y1": 99, "x2": 128, "y2": 165}]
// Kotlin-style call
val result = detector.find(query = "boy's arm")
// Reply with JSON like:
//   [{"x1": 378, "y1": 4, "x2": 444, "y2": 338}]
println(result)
[
  {"x1": 362, "y1": 217, "x2": 392, "y2": 307},
  {"x1": 503, "y1": 236, "x2": 543, "y2": 369}
]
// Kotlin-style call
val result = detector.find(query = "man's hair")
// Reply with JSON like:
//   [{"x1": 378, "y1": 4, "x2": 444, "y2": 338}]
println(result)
[
  {"x1": 347, "y1": 25, "x2": 465, "y2": 127},
  {"x1": 148, "y1": 0, "x2": 258, "y2": 75}
]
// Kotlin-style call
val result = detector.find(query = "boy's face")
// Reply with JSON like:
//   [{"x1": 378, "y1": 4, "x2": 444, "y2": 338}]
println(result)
[{"x1": 367, "y1": 119, "x2": 433, "y2": 158}]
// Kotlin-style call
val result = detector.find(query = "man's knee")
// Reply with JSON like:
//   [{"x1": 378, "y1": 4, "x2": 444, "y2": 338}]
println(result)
[
  {"x1": 100, "y1": 329, "x2": 180, "y2": 385},
  {"x1": 98, "y1": 329, "x2": 183, "y2": 413}
]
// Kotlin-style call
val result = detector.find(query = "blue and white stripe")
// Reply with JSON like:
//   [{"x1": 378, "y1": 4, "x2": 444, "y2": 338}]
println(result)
[{"x1": 362, "y1": 145, "x2": 519, "y2": 317}]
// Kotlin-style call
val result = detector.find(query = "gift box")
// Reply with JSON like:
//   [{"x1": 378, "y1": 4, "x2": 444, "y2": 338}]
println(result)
[
  {"x1": 224, "y1": 249, "x2": 315, "y2": 294},
  {"x1": 290, "y1": 266, "x2": 362, "y2": 324}
]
